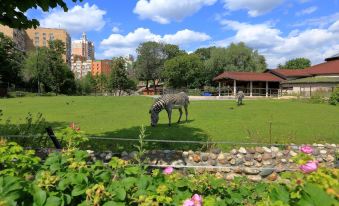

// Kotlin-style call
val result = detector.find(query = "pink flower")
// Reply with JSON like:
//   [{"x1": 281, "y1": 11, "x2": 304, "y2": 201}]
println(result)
[
  {"x1": 300, "y1": 145, "x2": 313, "y2": 154},
  {"x1": 300, "y1": 161, "x2": 318, "y2": 173},
  {"x1": 183, "y1": 199, "x2": 194, "y2": 206},
  {"x1": 191, "y1": 194, "x2": 202, "y2": 204},
  {"x1": 163, "y1": 167, "x2": 174, "y2": 175}
]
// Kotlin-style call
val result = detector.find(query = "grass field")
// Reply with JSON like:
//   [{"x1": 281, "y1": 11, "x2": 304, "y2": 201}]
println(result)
[{"x1": 0, "y1": 96, "x2": 338, "y2": 150}]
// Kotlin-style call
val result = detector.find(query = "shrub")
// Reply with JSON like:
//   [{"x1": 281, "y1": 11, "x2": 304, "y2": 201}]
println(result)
[{"x1": 329, "y1": 86, "x2": 339, "y2": 105}]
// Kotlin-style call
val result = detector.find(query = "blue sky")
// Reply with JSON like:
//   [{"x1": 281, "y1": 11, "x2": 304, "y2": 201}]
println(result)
[{"x1": 27, "y1": 0, "x2": 339, "y2": 68}]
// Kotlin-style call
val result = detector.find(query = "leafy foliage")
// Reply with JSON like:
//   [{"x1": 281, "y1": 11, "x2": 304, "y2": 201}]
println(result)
[
  {"x1": 278, "y1": 58, "x2": 311, "y2": 70},
  {"x1": 0, "y1": 32, "x2": 25, "y2": 87},
  {"x1": 329, "y1": 86, "x2": 339, "y2": 105},
  {"x1": 0, "y1": 0, "x2": 82, "y2": 29}
]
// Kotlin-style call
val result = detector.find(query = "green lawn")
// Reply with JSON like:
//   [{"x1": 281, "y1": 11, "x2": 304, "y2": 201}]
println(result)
[{"x1": 0, "y1": 96, "x2": 338, "y2": 150}]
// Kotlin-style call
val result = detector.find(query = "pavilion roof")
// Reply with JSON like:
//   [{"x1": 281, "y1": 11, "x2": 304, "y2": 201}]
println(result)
[{"x1": 213, "y1": 71, "x2": 283, "y2": 82}]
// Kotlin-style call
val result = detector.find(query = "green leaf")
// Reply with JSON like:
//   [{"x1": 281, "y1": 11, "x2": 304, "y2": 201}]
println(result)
[
  {"x1": 115, "y1": 188, "x2": 126, "y2": 201},
  {"x1": 270, "y1": 185, "x2": 290, "y2": 204},
  {"x1": 124, "y1": 166, "x2": 140, "y2": 175},
  {"x1": 301, "y1": 183, "x2": 337, "y2": 206},
  {"x1": 71, "y1": 186, "x2": 85, "y2": 196},
  {"x1": 33, "y1": 187, "x2": 47, "y2": 206},
  {"x1": 45, "y1": 196, "x2": 61, "y2": 206},
  {"x1": 103, "y1": 201, "x2": 125, "y2": 206}
]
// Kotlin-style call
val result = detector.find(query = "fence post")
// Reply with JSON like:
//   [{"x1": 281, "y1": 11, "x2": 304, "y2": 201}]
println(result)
[{"x1": 46, "y1": 127, "x2": 62, "y2": 149}]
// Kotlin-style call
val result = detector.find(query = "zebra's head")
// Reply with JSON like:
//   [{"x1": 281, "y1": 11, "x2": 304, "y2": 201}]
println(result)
[{"x1": 149, "y1": 108, "x2": 159, "y2": 127}]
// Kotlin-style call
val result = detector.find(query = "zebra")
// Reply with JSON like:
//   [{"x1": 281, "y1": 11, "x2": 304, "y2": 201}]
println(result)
[
  {"x1": 149, "y1": 92, "x2": 189, "y2": 127},
  {"x1": 237, "y1": 91, "x2": 245, "y2": 106}
]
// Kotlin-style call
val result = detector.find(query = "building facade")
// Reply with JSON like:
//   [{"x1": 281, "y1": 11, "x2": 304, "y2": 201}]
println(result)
[
  {"x1": 25, "y1": 27, "x2": 71, "y2": 66},
  {"x1": 91, "y1": 60, "x2": 111, "y2": 76},
  {"x1": 71, "y1": 58, "x2": 93, "y2": 79},
  {"x1": 0, "y1": 25, "x2": 26, "y2": 51},
  {"x1": 72, "y1": 32, "x2": 95, "y2": 60}
]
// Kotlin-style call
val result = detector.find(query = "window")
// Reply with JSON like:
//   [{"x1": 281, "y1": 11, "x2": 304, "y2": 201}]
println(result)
[{"x1": 49, "y1": 33, "x2": 54, "y2": 41}]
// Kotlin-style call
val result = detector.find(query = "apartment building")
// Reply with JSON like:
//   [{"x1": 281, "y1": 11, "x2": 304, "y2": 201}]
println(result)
[
  {"x1": 91, "y1": 60, "x2": 112, "y2": 76},
  {"x1": 72, "y1": 32, "x2": 95, "y2": 60},
  {"x1": 0, "y1": 25, "x2": 26, "y2": 51},
  {"x1": 25, "y1": 27, "x2": 71, "y2": 66}
]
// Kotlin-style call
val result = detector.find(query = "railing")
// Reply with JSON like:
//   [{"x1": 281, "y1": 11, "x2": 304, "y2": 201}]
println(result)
[{"x1": 163, "y1": 88, "x2": 281, "y2": 97}]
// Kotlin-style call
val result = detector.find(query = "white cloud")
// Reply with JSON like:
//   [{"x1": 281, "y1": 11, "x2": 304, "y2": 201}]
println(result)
[
  {"x1": 40, "y1": 3, "x2": 106, "y2": 34},
  {"x1": 292, "y1": 12, "x2": 339, "y2": 28},
  {"x1": 112, "y1": 26, "x2": 121, "y2": 33},
  {"x1": 100, "y1": 28, "x2": 211, "y2": 58},
  {"x1": 223, "y1": 0, "x2": 284, "y2": 17},
  {"x1": 296, "y1": 6, "x2": 317, "y2": 16},
  {"x1": 215, "y1": 19, "x2": 339, "y2": 68},
  {"x1": 133, "y1": 0, "x2": 217, "y2": 24}
]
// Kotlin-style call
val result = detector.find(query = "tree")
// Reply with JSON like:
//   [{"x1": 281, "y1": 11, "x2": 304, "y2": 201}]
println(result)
[
  {"x1": 0, "y1": 0, "x2": 82, "y2": 29},
  {"x1": 204, "y1": 42, "x2": 267, "y2": 85},
  {"x1": 0, "y1": 32, "x2": 25, "y2": 88},
  {"x1": 163, "y1": 54, "x2": 205, "y2": 89},
  {"x1": 76, "y1": 73, "x2": 95, "y2": 95},
  {"x1": 108, "y1": 57, "x2": 136, "y2": 96},
  {"x1": 278, "y1": 58, "x2": 311, "y2": 69},
  {"x1": 194, "y1": 46, "x2": 216, "y2": 60},
  {"x1": 135, "y1": 41, "x2": 165, "y2": 93},
  {"x1": 22, "y1": 40, "x2": 75, "y2": 94}
]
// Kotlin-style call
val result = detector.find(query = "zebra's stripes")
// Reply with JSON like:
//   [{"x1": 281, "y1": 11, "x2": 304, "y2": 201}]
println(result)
[{"x1": 149, "y1": 92, "x2": 189, "y2": 127}]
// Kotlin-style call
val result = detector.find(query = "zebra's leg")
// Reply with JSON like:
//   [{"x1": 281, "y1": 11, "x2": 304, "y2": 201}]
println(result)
[
  {"x1": 166, "y1": 108, "x2": 172, "y2": 126},
  {"x1": 184, "y1": 105, "x2": 188, "y2": 122},
  {"x1": 177, "y1": 108, "x2": 183, "y2": 123}
]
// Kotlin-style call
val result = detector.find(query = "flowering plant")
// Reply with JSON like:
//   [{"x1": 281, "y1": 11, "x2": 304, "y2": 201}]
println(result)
[{"x1": 183, "y1": 194, "x2": 203, "y2": 206}]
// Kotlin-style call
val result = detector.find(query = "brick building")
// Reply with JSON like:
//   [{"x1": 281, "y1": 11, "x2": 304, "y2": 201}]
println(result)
[{"x1": 91, "y1": 60, "x2": 112, "y2": 76}]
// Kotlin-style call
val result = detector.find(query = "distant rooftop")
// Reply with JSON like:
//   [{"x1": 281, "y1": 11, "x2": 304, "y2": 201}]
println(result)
[{"x1": 325, "y1": 53, "x2": 339, "y2": 61}]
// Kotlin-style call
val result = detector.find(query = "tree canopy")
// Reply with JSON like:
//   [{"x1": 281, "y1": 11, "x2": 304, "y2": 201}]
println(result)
[
  {"x1": 163, "y1": 54, "x2": 205, "y2": 89},
  {"x1": 278, "y1": 57, "x2": 311, "y2": 69},
  {"x1": 0, "y1": 0, "x2": 82, "y2": 29}
]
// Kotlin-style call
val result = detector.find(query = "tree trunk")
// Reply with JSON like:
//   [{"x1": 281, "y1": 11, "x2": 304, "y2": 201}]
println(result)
[
  {"x1": 146, "y1": 80, "x2": 149, "y2": 95},
  {"x1": 153, "y1": 79, "x2": 157, "y2": 95}
]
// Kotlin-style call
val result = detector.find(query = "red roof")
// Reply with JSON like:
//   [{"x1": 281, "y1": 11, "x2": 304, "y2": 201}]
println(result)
[
  {"x1": 304, "y1": 59, "x2": 339, "y2": 75},
  {"x1": 213, "y1": 71, "x2": 283, "y2": 82},
  {"x1": 267, "y1": 69, "x2": 311, "y2": 78}
]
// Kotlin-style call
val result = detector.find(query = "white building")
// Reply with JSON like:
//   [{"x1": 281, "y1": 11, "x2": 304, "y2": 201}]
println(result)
[{"x1": 71, "y1": 58, "x2": 92, "y2": 79}]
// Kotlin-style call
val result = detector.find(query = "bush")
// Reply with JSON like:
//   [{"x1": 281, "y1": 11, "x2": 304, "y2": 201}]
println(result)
[{"x1": 329, "y1": 86, "x2": 339, "y2": 105}]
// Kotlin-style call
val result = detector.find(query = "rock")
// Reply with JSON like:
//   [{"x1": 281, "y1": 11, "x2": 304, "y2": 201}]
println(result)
[
  {"x1": 182, "y1": 151, "x2": 189, "y2": 158},
  {"x1": 244, "y1": 161, "x2": 254, "y2": 166},
  {"x1": 280, "y1": 159, "x2": 287, "y2": 163},
  {"x1": 244, "y1": 155, "x2": 252, "y2": 161},
  {"x1": 188, "y1": 156, "x2": 194, "y2": 161},
  {"x1": 201, "y1": 153, "x2": 209, "y2": 161},
  {"x1": 215, "y1": 172, "x2": 223, "y2": 179},
  {"x1": 236, "y1": 154, "x2": 244, "y2": 159},
  {"x1": 259, "y1": 168, "x2": 274, "y2": 177},
  {"x1": 271, "y1": 147, "x2": 280, "y2": 153},
  {"x1": 320, "y1": 150, "x2": 327, "y2": 155},
  {"x1": 276, "y1": 152, "x2": 283, "y2": 158},
  {"x1": 219, "y1": 159, "x2": 227, "y2": 165},
  {"x1": 243, "y1": 168, "x2": 260, "y2": 175},
  {"x1": 164, "y1": 150, "x2": 171, "y2": 154},
  {"x1": 171, "y1": 160, "x2": 185, "y2": 166},
  {"x1": 255, "y1": 162, "x2": 263, "y2": 167},
  {"x1": 193, "y1": 154, "x2": 201, "y2": 163},
  {"x1": 226, "y1": 173, "x2": 240, "y2": 181},
  {"x1": 230, "y1": 159, "x2": 236, "y2": 165},
  {"x1": 263, "y1": 147, "x2": 272, "y2": 153},
  {"x1": 247, "y1": 148, "x2": 256, "y2": 154},
  {"x1": 226, "y1": 155, "x2": 233, "y2": 161},
  {"x1": 262, "y1": 153, "x2": 272, "y2": 161},
  {"x1": 86, "y1": 150, "x2": 94, "y2": 155},
  {"x1": 325, "y1": 155, "x2": 335, "y2": 162},
  {"x1": 218, "y1": 167, "x2": 231, "y2": 173},
  {"x1": 255, "y1": 147, "x2": 265, "y2": 154},
  {"x1": 217, "y1": 153, "x2": 225, "y2": 161},
  {"x1": 289, "y1": 151, "x2": 297, "y2": 157},
  {"x1": 209, "y1": 160, "x2": 218, "y2": 166},
  {"x1": 235, "y1": 159, "x2": 244, "y2": 165},
  {"x1": 267, "y1": 172, "x2": 278, "y2": 181},
  {"x1": 188, "y1": 150, "x2": 194, "y2": 155},
  {"x1": 233, "y1": 167, "x2": 242, "y2": 174},
  {"x1": 231, "y1": 149, "x2": 238, "y2": 155},
  {"x1": 317, "y1": 144, "x2": 324, "y2": 148},
  {"x1": 247, "y1": 175, "x2": 262, "y2": 182},
  {"x1": 275, "y1": 165, "x2": 286, "y2": 173},
  {"x1": 239, "y1": 147, "x2": 247, "y2": 154},
  {"x1": 105, "y1": 153, "x2": 112, "y2": 161},
  {"x1": 316, "y1": 157, "x2": 323, "y2": 163},
  {"x1": 121, "y1": 151, "x2": 128, "y2": 157},
  {"x1": 100, "y1": 153, "x2": 106, "y2": 159},
  {"x1": 210, "y1": 153, "x2": 217, "y2": 160},
  {"x1": 263, "y1": 160, "x2": 272, "y2": 165},
  {"x1": 211, "y1": 148, "x2": 221, "y2": 154},
  {"x1": 255, "y1": 154, "x2": 263, "y2": 162}
]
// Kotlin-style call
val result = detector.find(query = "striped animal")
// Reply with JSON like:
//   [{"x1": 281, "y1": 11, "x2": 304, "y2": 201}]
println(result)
[
  {"x1": 237, "y1": 91, "x2": 245, "y2": 105},
  {"x1": 149, "y1": 92, "x2": 189, "y2": 127}
]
